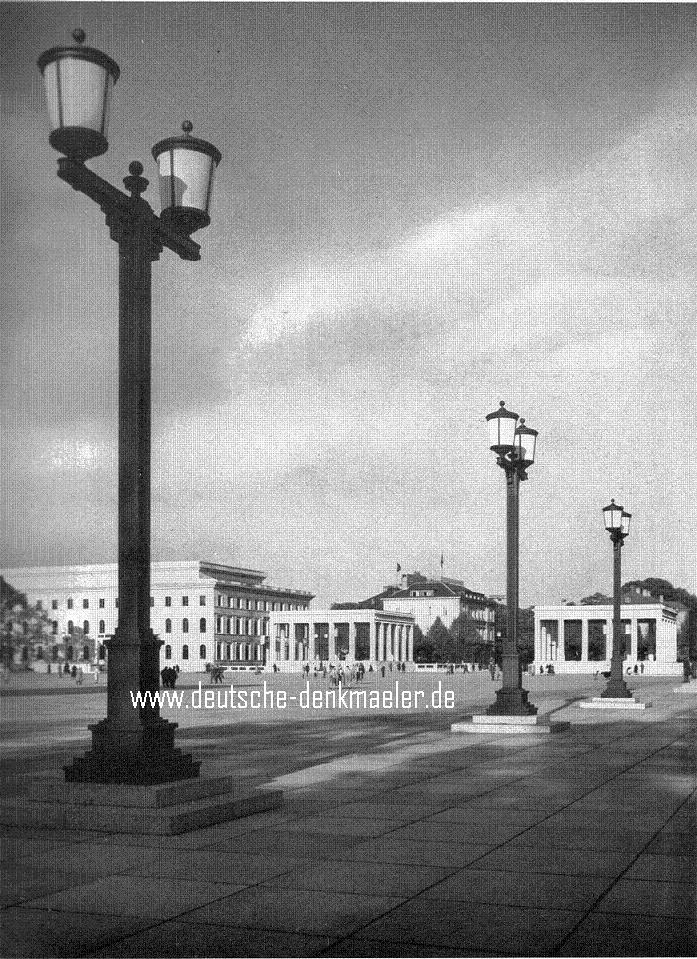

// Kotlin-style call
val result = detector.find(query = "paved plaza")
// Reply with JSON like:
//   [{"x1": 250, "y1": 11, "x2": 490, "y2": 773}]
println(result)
[{"x1": 1, "y1": 672, "x2": 695, "y2": 957}]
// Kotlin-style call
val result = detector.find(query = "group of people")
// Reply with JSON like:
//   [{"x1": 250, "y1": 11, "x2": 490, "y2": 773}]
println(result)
[{"x1": 160, "y1": 665, "x2": 180, "y2": 688}]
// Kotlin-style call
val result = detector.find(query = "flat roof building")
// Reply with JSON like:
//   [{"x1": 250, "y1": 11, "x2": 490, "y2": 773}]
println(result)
[
  {"x1": 533, "y1": 602, "x2": 681, "y2": 676},
  {"x1": 268, "y1": 608, "x2": 416, "y2": 670},
  {"x1": 1, "y1": 561, "x2": 314, "y2": 671}
]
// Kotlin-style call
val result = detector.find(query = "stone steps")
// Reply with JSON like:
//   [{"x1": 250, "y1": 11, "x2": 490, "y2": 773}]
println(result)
[
  {"x1": 579, "y1": 697, "x2": 651, "y2": 709},
  {"x1": 451, "y1": 715, "x2": 571, "y2": 735},
  {"x1": 0, "y1": 777, "x2": 282, "y2": 835}
]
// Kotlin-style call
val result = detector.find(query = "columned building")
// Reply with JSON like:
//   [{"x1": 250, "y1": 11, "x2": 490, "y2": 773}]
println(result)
[
  {"x1": 2, "y1": 562, "x2": 313, "y2": 671},
  {"x1": 268, "y1": 609, "x2": 415, "y2": 671},
  {"x1": 533, "y1": 602, "x2": 681, "y2": 676}
]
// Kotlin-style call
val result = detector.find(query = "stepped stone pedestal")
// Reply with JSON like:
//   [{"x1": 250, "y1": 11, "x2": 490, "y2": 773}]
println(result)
[
  {"x1": 0, "y1": 775, "x2": 282, "y2": 835},
  {"x1": 579, "y1": 697, "x2": 650, "y2": 710},
  {"x1": 451, "y1": 714, "x2": 570, "y2": 735}
]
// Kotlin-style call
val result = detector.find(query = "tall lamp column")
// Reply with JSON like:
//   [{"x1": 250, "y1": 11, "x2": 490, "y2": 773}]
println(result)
[
  {"x1": 485, "y1": 402, "x2": 538, "y2": 716},
  {"x1": 601, "y1": 500, "x2": 632, "y2": 699},
  {"x1": 37, "y1": 31, "x2": 221, "y2": 783}
]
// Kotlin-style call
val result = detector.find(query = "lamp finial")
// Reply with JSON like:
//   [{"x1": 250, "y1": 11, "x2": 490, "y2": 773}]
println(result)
[
  {"x1": 72, "y1": 28, "x2": 86, "y2": 44},
  {"x1": 182, "y1": 120, "x2": 193, "y2": 135},
  {"x1": 124, "y1": 161, "x2": 148, "y2": 199}
]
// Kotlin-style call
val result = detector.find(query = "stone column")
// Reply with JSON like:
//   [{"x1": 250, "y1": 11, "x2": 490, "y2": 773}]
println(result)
[
  {"x1": 557, "y1": 617, "x2": 566, "y2": 662},
  {"x1": 328, "y1": 621, "x2": 336, "y2": 661},
  {"x1": 653, "y1": 615, "x2": 664, "y2": 664},
  {"x1": 349, "y1": 621, "x2": 356, "y2": 662},
  {"x1": 581, "y1": 617, "x2": 589, "y2": 664},
  {"x1": 308, "y1": 622, "x2": 315, "y2": 662},
  {"x1": 407, "y1": 625, "x2": 413, "y2": 663}
]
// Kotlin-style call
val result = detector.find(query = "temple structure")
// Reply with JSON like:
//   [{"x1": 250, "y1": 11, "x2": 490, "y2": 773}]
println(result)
[
  {"x1": 533, "y1": 602, "x2": 681, "y2": 676},
  {"x1": 267, "y1": 608, "x2": 415, "y2": 670}
]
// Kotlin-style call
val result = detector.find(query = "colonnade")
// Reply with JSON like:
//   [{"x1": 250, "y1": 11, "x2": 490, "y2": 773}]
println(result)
[
  {"x1": 267, "y1": 610, "x2": 415, "y2": 669},
  {"x1": 533, "y1": 603, "x2": 680, "y2": 675}
]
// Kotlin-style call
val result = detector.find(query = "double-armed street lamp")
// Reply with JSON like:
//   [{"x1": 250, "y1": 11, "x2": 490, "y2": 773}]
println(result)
[
  {"x1": 485, "y1": 401, "x2": 538, "y2": 716},
  {"x1": 601, "y1": 499, "x2": 633, "y2": 699},
  {"x1": 37, "y1": 30, "x2": 221, "y2": 783}
]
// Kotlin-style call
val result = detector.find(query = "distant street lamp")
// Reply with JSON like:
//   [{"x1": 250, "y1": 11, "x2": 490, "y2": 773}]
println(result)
[
  {"x1": 37, "y1": 30, "x2": 221, "y2": 784},
  {"x1": 484, "y1": 401, "x2": 538, "y2": 715},
  {"x1": 601, "y1": 499, "x2": 633, "y2": 699}
]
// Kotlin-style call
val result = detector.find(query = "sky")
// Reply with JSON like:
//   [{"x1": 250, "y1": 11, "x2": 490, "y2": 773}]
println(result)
[{"x1": 1, "y1": 2, "x2": 695, "y2": 608}]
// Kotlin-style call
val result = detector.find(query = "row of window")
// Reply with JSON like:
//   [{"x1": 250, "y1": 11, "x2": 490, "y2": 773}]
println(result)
[
  {"x1": 162, "y1": 643, "x2": 263, "y2": 661},
  {"x1": 164, "y1": 618, "x2": 207, "y2": 634},
  {"x1": 215, "y1": 616, "x2": 267, "y2": 636},
  {"x1": 215, "y1": 594, "x2": 307, "y2": 612},
  {"x1": 53, "y1": 618, "x2": 208, "y2": 636},
  {"x1": 41, "y1": 595, "x2": 308, "y2": 612},
  {"x1": 55, "y1": 620, "x2": 95, "y2": 635},
  {"x1": 43, "y1": 595, "x2": 208, "y2": 611},
  {"x1": 163, "y1": 644, "x2": 208, "y2": 660}
]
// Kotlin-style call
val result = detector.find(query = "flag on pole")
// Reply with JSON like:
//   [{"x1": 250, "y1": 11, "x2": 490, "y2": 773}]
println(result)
[
  {"x1": 396, "y1": 563, "x2": 401, "y2": 573},
  {"x1": 440, "y1": 553, "x2": 444, "y2": 569}
]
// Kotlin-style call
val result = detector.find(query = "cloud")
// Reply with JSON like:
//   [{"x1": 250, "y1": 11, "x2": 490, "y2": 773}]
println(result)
[{"x1": 240, "y1": 88, "x2": 696, "y2": 372}]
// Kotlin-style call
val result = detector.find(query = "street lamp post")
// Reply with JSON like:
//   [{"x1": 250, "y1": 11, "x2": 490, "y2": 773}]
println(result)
[
  {"x1": 601, "y1": 499, "x2": 633, "y2": 699},
  {"x1": 485, "y1": 401, "x2": 538, "y2": 716},
  {"x1": 37, "y1": 30, "x2": 221, "y2": 784}
]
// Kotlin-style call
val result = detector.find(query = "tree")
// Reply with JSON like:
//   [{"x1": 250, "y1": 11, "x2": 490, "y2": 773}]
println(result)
[
  {"x1": 492, "y1": 603, "x2": 534, "y2": 667},
  {"x1": 450, "y1": 612, "x2": 483, "y2": 662},
  {"x1": 426, "y1": 617, "x2": 456, "y2": 663},
  {"x1": 410, "y1": 625, "x2": 432, "y2": 662},
  {"x1": 0, "y1": 577, "x2": 52, "y2": 670}
]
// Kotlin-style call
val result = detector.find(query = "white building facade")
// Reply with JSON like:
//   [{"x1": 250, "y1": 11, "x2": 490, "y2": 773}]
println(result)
[
  {"x1": 533, "y1": 603, "x2": 681, "y2": 676},
  {"x1": 379, "y1": 576, "x2": 496, "y2": 642},
  {"x1": 2, "y1": 561, "x2": 313, "y2": 671},
  {"x1": 267, "y1": 609, "x2": 415, "y2": 671}
]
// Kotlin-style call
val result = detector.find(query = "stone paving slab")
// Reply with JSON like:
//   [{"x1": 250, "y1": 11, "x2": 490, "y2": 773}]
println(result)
[
  {"x1": 623, "y1": 852, "x2": 696, "y2": 883},
  {"x1": 184, "y1": 887, "x2": 407, "y2": 937},
  {"x1": 0, "y1": 907, "x2": 154, "y2": 958},
  {"x1": 352, "y1": 896, "x2": 584, "y2": 955},
  {"x1": 260, "y1": 860, "x2": 456, "y2": 897},
  {"x1": 419, "y1": 868, "x2": 615, "y2": 912},
  {"x1": 91, "y1": 921, "x2": 331, "y2": 958},
  {"x1": 326, "y1": 938, "x2": 496, "y2": 957},
  {"x1": 0, "y1": 675, "x2": 695, "y2": 957},
  {"x1": 595, "y1": 877, "x2": 695, "y2": 918},
  {"x1": 124, "y1": 849, "x2": 301, "y2": 885},
  {"x1": 557, "y1": 912, "x2": 696, "y2": 957},
  {"x1": 344, "y1": 837, "x2": 495, "y2": 868},
  {"x1": 18, "y1": 874, "x2": 247, "y2": 921}
]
